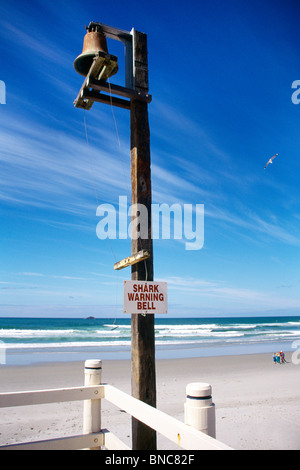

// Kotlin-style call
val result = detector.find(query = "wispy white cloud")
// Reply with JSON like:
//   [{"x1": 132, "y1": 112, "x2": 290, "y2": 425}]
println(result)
[
  {"x1": 164, "y1": 275, "x2": 300, "y2": 310},
  {"x1": 206, "y1": 204, "x2": 300, "y2": 247},
  {"x1": 152, "y1": 164, "x2": 209, "y2": 203},
  {"x1": 2, "y1": 107, "x2": 298, "y2": 251},
  {"x1": 250, "y1": 214, "x2": 300, "y2": 246},
  {"x1": 0, "y1": 113, "x2": 130, "y2": 215},
  {"x1": 16, "y1": 272, "x2": 95, "y2": 282},
  {"x1": 0, "y1": 24, "x2": 72, "y2": 68},
  {"x1": 150, "y1": 101, "x2": 231, "y2": 164},
  {"x1": 18, "y1": 272, "x2": 45, "y2": 277}
]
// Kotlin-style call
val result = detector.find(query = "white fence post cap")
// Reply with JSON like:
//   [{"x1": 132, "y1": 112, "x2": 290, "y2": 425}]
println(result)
[
  {"x1": 84, "y1": 359, "x2": 102, "y2": 369},
  {"x1": 186, "y1": 382, "x2": 212, "y2": 398}
]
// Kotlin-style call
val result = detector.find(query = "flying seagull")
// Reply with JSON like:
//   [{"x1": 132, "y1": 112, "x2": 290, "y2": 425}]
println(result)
[{"x1": 264, "y1": 153, "x2": 278, "y2": 170}]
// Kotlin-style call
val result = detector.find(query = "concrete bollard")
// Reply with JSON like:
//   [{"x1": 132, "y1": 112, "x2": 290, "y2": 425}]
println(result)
[
  {"x1": 83, "y1": 359, "x2": 102, "y2": 449},
  {"x1": 184, "y1": 382, "x2": 216, "y2": 438}
]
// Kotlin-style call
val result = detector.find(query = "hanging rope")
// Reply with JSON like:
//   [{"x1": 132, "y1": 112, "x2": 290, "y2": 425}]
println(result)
[
  {"x1": 83, "y1": 111, "x2": 99, "y2": 207},
  {"x1": 83, "y1": 108, "x2": 120, "y2": 323},
  {"x1": 83, "y1": 109, "x2": 117, "y2": 262},
  {"x1": 107, "y1": 78, "x2": 131, "y2": 198},
  {"x1": 83, "y1": 82, "x2": 150, "y2": 322}
]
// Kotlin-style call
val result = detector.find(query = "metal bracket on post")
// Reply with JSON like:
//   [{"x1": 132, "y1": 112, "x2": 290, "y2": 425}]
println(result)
[
  {"x1": 90, "y1": 22, "x2": 134, "y2": 90},
  {"x1": 74, "y1": 22, "x2": 151, "y2": 110}
]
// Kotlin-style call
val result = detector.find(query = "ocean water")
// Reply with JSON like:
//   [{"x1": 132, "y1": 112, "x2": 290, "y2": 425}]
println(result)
[{"x1": 0, "y1": 316, "x2": 299, "y2": 365}]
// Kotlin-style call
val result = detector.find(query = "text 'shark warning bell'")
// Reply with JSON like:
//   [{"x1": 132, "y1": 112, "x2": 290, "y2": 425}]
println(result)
[{"x1": 123, "y1": 281, "x2": 168, "y2": 314}]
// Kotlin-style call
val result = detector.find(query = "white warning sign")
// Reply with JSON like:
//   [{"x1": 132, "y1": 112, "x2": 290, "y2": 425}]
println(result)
[{"x1": 123, "y1": 281, "x2": 168, "y2": 314}]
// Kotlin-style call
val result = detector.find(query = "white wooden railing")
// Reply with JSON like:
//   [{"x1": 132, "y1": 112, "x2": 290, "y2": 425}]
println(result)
[{"x1": 0, "y1": 360, "x2": 232, "y2": 451}]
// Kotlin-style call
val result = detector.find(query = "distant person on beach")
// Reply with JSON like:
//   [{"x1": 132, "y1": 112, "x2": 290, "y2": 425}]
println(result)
[
  {"x1": 273, "y1": 353, "x2": 281, "y2": 364},
  {"x1": 280, "y1": 351, "x2": 287, "y2": 364},
  {"x1": 276, "y1": 353, "x2": 281, "y2": 364}
]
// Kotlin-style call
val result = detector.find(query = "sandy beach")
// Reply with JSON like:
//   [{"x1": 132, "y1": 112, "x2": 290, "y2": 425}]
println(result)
[{"x1": 0, "y1": 352, "x2": 299, "y2": 450}]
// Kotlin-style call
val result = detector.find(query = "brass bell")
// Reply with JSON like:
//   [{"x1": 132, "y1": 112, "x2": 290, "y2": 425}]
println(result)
[{"x1": 74, "y1": 23, "x2": 118, "y2": 79}]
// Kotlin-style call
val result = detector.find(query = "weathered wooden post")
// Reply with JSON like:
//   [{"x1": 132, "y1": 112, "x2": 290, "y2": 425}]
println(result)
[
  {"x1": 130, "y1": 30, "x2": 156, "y2": 450},
  {"x1": 74, "y1": 23, "x2": 156, "y2": 450}
]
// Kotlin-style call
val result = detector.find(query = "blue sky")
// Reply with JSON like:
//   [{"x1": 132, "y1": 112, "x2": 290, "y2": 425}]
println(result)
[{"x1": 1, "y1": 0, "x2": 300, "y2": 318}]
